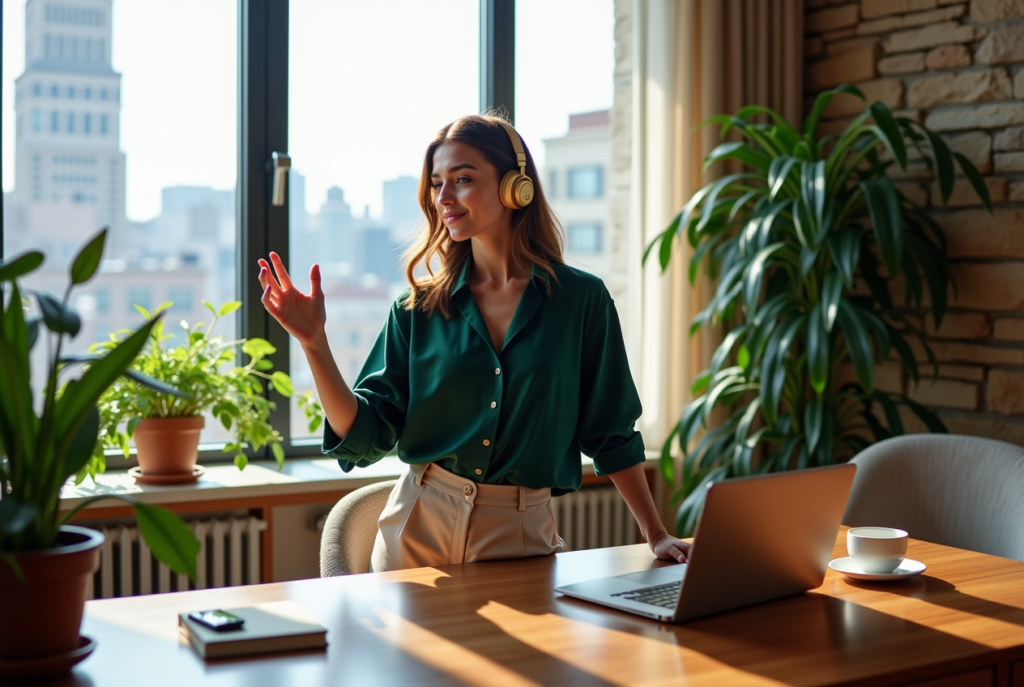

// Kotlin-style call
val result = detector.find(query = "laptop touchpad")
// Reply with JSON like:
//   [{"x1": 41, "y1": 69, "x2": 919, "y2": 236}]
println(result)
[{"x1": 617, "y1": 565, "x2": 688, "y2": 586}]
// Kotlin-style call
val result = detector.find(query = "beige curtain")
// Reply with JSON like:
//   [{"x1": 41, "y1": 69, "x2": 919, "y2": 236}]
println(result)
[{"x1": 617, "y1": 0, "x2": 803, "y2": 454}]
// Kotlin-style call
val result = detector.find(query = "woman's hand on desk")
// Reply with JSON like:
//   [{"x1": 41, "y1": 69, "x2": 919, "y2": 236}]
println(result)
[
  {"x1": 258, "y1": 252, "x2": 327, "y2": 348},
  {"x1": 651, "y1": 532, "x2": 691, "y2": 564}
]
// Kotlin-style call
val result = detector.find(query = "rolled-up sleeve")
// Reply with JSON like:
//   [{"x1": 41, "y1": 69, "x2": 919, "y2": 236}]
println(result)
[
  {"x1": 322, "y1": 298, "x2": 410, "y2": 471},
  {"x1": 577, "y1": 291, "x2": 646, "y2": 476}
]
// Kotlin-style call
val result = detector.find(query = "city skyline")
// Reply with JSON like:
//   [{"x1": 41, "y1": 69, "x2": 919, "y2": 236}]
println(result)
[{"x1": 3, "y1": 0, "x2": 613, "y2": 223}]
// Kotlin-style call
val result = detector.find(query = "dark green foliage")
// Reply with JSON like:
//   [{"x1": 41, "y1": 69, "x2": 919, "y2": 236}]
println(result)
[
  {"x1": 0, "y1": 229, "x2": 200, "y2": 581},
  {"x1": 647, "y1": 87, "x2": 992, "y2": 536}
]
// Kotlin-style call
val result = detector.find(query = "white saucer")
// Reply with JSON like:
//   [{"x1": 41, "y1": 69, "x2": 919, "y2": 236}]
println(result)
[{"x1": 828, "y1": 556, "x2": 926, "y2": 581}]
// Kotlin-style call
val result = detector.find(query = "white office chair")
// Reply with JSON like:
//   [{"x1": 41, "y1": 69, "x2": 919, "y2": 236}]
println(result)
[
  {"x1": 842, "y1": 434, "x2": 1024, "y2": 561},
  {"x1": 320, "y1": 480, "x2": 396, "y2": 576}
]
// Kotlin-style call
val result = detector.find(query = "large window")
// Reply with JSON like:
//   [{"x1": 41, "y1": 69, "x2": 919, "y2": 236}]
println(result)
[
  {"x1": 2, "y1": 0, "x2": 238, "y2": 453},
  {"x1": 515, "y1": 0, "x2": 615, "y2": 286},
  {"x1": 287, "y1": 0, "x2": 480, "y2": 442},
  {"x1": 2, "y1": 1, "x2": 619, "y2": 463}
]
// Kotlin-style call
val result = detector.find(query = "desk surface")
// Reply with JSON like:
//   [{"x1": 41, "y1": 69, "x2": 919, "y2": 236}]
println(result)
[{"x1": 65, "y1": 532, "x2": 1024, "y2": 687}]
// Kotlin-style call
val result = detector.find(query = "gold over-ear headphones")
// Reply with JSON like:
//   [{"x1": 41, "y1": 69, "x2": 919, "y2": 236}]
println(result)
[{"x1": 497, "y1": 121, "x2": 535, "y2": 209}]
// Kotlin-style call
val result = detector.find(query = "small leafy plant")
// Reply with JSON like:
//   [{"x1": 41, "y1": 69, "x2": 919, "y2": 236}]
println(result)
[
  {"x1": 86, "y1": 301, "x2": 323, "y2": 478},
  {"x1": 0, "y1": 229, "x2": 199, "y2": 579},
  {"x1": 646, "y1": 85, "x2": 993, "y2": 536}
]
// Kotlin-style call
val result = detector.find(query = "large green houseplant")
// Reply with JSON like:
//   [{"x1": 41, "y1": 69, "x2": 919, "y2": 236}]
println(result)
[
  {"x1": 85, "y1": 301, "x2": 322, "y2": 481},
  {"x1": 646, "y1": 85, "x2": 993, "y2": 536},
  {"x1": 0, "y1": 229, "x2": 199, "y2": 667}
]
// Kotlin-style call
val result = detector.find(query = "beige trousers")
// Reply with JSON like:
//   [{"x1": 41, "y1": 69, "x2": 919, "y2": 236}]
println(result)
[{"x1": 370, "y1": 462, "x2": 566, "y2": 572}]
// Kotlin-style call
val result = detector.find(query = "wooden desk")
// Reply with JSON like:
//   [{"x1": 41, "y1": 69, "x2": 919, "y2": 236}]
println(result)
[{"x1": 65, "y1": 532, "x2": 1024, "y2": 687}]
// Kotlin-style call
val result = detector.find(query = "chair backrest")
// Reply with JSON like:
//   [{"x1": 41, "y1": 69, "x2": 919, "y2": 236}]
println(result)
[
  {"x1": 320, "y1": 479, "x2": 397, "y2": 577},
  {"x1": 843, "y1": 435, "x2": 1024, "y2": 561}
]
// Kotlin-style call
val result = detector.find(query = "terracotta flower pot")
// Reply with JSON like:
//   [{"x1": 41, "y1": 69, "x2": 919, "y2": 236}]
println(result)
[
  {"x1": 0, "y1": 526, "x2": 103, "y2": 662},
  {"x1": 133, "y1": 416, "x2": 205, "y2": 477}
]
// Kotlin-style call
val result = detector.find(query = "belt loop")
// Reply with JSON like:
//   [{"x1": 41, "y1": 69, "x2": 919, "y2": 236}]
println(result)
[
  {"x1": 412, "y1": 462, "x2": 428, "y2": 487},
  {"x1": 518, "y1": 486, "x2": 526, "y2": 512}
]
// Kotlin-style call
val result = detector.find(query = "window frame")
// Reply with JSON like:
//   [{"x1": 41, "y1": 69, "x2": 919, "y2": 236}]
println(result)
[{"x1": 0, "y1": 0, "x2": 517, "y2": 465}]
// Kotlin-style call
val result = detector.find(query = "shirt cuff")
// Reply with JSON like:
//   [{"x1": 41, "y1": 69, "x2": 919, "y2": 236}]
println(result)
[
  {"x1": 322, "y1": 395, "x2": 376, "y2": 469},
  {"x1": 591, "y1": 432, "x2": 646, "y2": 477}
]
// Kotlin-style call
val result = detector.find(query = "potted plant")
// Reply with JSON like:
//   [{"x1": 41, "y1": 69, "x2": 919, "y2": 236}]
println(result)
[
  {"x1": 646, "y1": 85, "x2": 993, "y2": 536},
  {"x1": 0, "y1": 229, "x2": 199, "y2": 680},
  {"x1": 85, "y1": 301, "x2": 322, "y2": 483}
]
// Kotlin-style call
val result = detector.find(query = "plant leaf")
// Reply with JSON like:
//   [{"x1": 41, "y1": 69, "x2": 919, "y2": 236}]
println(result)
[
  {"x1": 60, "y1": 354, "x2": 193, "y2": 399},
  {"x1": 218, "y1": 301, "x2": 242, "y2": 317},
  {"x1": 807, "y1": 306, "x2": 830, "y2": 395},
  {"x1": 951, "y1": 151, "x2": 993, "y2": 213},
  {"x1": 742, "y1": 243, "x2": 785, "y2": 319},
  {"x1": 804, "y1": 398, "x2": 824, "y2": 455},
  {"x1": 242, "y1": 338, "x2": 276, "y2": 360},
  {"x1": 0, "y1": 251, "x2": 45, "y2": 282},
  {"x1": 889, "y1": 324, "x2": 920, "y2": 386},
  {"x1": 0, "y1": 500, "x2": 37, "y2": 537},
  {"x1": 132, "y1": 501, "x2": 200, "y2": 581},
  {"x1": 869, "y1": 103, "x2": 907, "y2": 170},
  {"x1": 902, "y1": 395, "x2": 948, "y2": 433},
  {"x1": 55, "y1": 316, "x2": 161, "y2": 437},
  {"x1": 270, "y1": 371, "x2": 294, "y2": 397},
  {"x1": 837, "y1": 300, "x2": 875, "y2": 392},
  {"x1": 918, "y1": 124, "x2": 955, "y2": 204},
  {"x1": 874, "y1": 391, "x2": 904, "y2": 436},
  {"x1": 826, "y1": 229, "x2": 861, "y2": 288},
  {"x1": 59, "y1": 405, "x2": 101, "y2": 479},
  {"x1": 859, "y1": 178, "x2": 903, "y2": 275},
  {"x1": 69, "y1": 228, "x2": 107, "y2": 285},
  {"x1": 804, "y1": 84, "x2": 865, "y2": 138},
  {"x1": 36, "y1": 292, "x2": 82, "y2": 338}
]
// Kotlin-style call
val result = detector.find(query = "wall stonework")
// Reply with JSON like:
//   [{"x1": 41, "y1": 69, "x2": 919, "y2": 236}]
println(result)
[{"x1": 806, "y1": 0, "x2": 1024, "y2": 445}]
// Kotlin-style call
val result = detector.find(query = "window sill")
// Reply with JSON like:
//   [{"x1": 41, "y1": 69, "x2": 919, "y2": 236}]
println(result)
[{"x1": 60, "y1": 454, "x2": 658, "y2": 513}]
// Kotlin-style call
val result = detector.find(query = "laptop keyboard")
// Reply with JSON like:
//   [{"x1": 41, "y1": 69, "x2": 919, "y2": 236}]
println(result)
[{"x1": 611, "y1": 581, "x2": 682, "y2": 609}]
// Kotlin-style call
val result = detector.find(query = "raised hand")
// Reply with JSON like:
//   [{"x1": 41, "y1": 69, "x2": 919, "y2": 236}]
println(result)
[{"x1": 257, "y1": 252, "x2": 327, "y2": 348}]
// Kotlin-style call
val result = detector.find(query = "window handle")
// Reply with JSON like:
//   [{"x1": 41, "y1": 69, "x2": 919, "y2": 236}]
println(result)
[{"x1": 271, "y1": 152, "x2": 291, "y2": 207}]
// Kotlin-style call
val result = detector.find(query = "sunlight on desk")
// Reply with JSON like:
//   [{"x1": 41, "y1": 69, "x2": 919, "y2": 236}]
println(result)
[{"x1": 364, "y1": 606, "x2": 544, "y2": 687}]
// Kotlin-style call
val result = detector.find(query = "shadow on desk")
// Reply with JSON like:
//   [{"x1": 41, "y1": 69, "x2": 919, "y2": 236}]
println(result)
[
  {"x1": 555, "y1": 584, "x2": 994, "y2": 685},
  {"x1": 851, "y1": 574, "x2": 1024, "y2": 629}
]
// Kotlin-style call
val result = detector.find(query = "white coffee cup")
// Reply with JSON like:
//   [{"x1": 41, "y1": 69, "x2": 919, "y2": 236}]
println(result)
[{"x1": 847, "y1": 527, "x2": 908, "y2": 574}]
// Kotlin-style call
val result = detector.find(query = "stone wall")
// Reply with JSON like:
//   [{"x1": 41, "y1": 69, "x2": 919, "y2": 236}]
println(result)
[{"x1": 805, "y1": 0, "x2": 1024, "y2": 445}]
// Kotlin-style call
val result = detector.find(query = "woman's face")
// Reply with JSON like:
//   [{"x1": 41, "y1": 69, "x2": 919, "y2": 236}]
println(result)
[{"x1": 431, "y1": 140, "x2": 511, "y2": 242}]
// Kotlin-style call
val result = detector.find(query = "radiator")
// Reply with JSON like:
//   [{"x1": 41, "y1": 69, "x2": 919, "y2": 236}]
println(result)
[
  {"x1": 553, "y1": 487, "x2": 639, "y2": 551},
  {"x1": 87, "y1": 515, "x2": 267, "y2": 600}
]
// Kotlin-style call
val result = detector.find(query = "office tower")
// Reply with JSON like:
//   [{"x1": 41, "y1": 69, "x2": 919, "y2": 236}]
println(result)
[
  {"x1": 11, "y1": 0, "x2": 128, "y2": 259},
  {"x1": 542, "y1": 110, "x2": 610, "y2": 283},
  {"x1": 382, "y1": 175, "x2": 422, "y2": 244},
  {"x1": 319, "y1": 186, "x2": 355, "y2": 266}
]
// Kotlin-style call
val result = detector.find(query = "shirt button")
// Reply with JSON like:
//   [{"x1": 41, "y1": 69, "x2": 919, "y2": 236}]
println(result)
[
  {"x1": 490, "y1": 402, "x2": 497, "y2": 409},
  {"x1": 475, "y1": 469, "x2": 482, "y2": 475},
  {"x1": 483, "y1": 439, "x2": 491, "y2": 446},
  {"x1": 463, "y1": 484, "x2": 473, "y2": 494},
  {"x1": 495, "y1": 367, "x2": 501, "y2": 375}
]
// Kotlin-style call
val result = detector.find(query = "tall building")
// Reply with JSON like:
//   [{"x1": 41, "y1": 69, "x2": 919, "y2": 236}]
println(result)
[
  {"x1": 543, "y1": 110, "x2": 611, "y2": 283},
  {"x1": 382, "y1": 175, "x2": 422, "y2": 244},
  {"x1": 11, "y1": 0, "x2": 127, "y2": 258}
]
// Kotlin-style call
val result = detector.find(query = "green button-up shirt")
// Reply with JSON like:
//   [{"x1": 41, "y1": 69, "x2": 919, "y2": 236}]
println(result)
[{"x1": 322, "y1": 257, "x2": 645, "y2": 495}]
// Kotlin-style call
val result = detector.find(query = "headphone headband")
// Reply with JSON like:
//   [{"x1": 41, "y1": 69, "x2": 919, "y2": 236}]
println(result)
[
  {"x1": 498, "y1": 120, "x2": 528, "y2": 176},
  {"x1": 495, "y1": 119, "x2": 534, "y2": 210}
]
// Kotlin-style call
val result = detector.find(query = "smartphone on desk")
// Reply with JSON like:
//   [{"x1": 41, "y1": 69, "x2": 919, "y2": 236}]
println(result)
[{"x1": 188, "y1": 609, "x2": 245, "y2": 632}]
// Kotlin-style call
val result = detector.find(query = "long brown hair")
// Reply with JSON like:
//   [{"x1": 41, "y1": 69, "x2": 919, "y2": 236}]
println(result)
[{"x1": 402, "y1": 114, "x2": 564, "y2": 318}]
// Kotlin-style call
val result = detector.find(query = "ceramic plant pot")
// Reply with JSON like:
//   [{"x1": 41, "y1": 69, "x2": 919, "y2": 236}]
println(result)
[
  {"x1": 133, "y1": 416, "x2": 204, "y2": 477},
  {"x1": 0, "y1": 525, "x2": 103, "y2": 663}
]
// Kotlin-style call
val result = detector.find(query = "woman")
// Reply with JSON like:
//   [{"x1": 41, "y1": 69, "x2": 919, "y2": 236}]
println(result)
[{"x1": 258, "y1": 114, "x2": 691, "y2": 572}]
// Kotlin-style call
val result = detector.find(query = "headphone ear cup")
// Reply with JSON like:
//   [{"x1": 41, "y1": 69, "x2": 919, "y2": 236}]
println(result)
[
  {"x1": 500, "y1": 170, "x2": 534, "y2": 209},
  {"x1": 514, "y1": 176, "x2": 534, "y2": 207}
]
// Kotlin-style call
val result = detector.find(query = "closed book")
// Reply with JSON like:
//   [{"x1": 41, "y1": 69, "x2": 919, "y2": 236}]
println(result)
[{"x1": 178, "y1": 601, "x2": 328, "y2": 659}]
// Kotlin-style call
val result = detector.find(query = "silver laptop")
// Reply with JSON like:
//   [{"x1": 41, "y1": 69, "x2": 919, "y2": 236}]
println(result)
[{"x1": 555, "y1": 464, "x2": 857, "y2": 622}]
